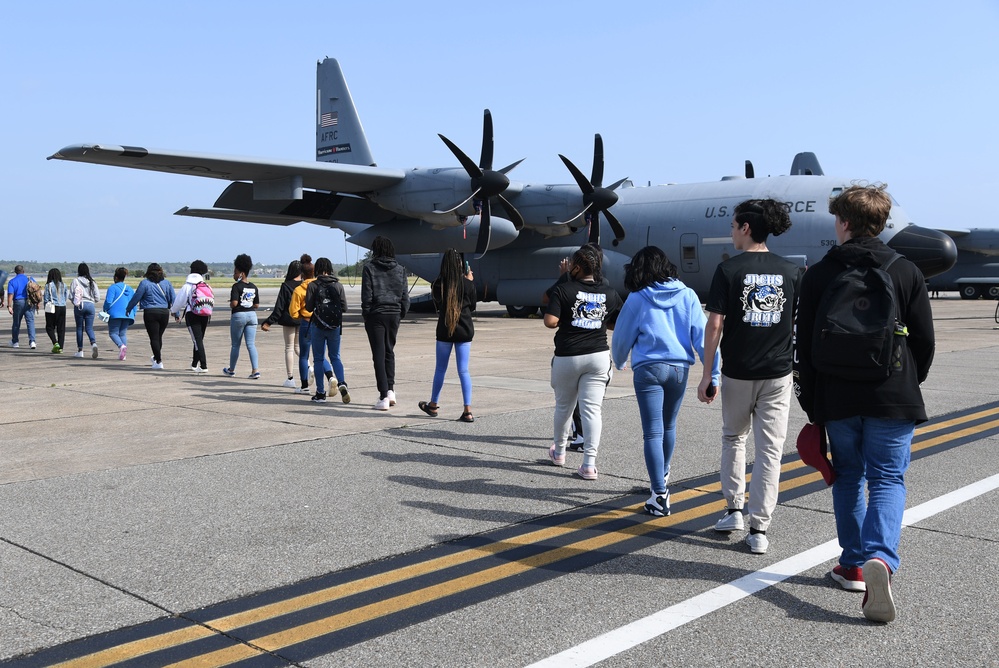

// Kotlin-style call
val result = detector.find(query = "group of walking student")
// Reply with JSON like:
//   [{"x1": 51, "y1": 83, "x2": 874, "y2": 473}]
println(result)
[
  {"x1": 544, "y1": 185, "x2": 933, "y2": 626},
  {"x1": 6, "y1": 186, "x2": 931, "y2": 625}
]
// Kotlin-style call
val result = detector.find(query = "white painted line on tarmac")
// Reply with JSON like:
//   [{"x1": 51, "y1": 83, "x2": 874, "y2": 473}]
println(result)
[{"x1": 526, "y1": 473, "x2": 999, "y2": 668}]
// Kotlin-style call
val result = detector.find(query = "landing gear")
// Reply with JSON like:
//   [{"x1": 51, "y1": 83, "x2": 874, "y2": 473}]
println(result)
[
  {"x1": 506, "y1": 304, "x2": 539, "y2": 318},
  {"x1": 960, "y1": 285, "x2": 982, "y2": 300}
]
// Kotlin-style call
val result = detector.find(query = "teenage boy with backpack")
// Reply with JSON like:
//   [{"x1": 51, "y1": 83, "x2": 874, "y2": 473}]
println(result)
[{"x1": 793, "y1": 184, "x2": 934, "y2": 623}]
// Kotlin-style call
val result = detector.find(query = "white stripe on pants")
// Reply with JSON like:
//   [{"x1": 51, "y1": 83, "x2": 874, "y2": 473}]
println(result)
[
  {"x1": 551, "y1": 351, "x2": 612, "y2": 468},
  {"x1": 719, "y1": 373, "x2": 791, "y2": 532}
]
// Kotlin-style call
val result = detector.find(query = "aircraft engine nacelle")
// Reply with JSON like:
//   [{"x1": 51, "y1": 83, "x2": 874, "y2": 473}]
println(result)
[
  {"x1": 509, "y1": 183, "x2": 591, "y2": 237},
  {"x1": 348, "y1": 215, "x2": 518, "y2": 255},
  {"x1": 370, "y1": 167, "x2": 477, "y2": 226}
]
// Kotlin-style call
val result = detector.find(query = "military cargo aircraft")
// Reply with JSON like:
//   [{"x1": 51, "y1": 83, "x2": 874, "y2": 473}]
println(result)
[
  {"x1": 49, "y1": 58, "x2": 957, "y2": 316},
  {"x1": 924, "y1": 227, "x2": 999, "y2": 299}
]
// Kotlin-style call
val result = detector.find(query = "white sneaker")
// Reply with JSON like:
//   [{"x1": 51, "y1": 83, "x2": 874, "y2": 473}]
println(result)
[
  {"x1": 714, "y1": 509, "x2": 745, "y2": 532},
  {"x1": 282, "y1": 378, "x2": 297, "y2": 388},
  {"x1": 387, "y1": 390, "x2": 396, "y2": 406},
  {"x1": 11, "y1": 341, "x2": 19, "y2": 348},
  {"x1": 151, "y1": 361, "x2": 164, "y2": 370},
  {"x1": 73, "y1": 351, "x2": 85, "y2": 358},
  {"x1": 373, "y1": 397, "x2": 391, "y2": 411},
  {"x1": 91, "y1": 343, "x2": 99, "y2": 359},
  {"x1": 294, "y1": 387, "x2": 310, "y2": 394},
  {"x1": 29, "y1": 341, "x2": 36, "y2": 349},
  {"x1": 746, "y1": 531, "x2": 769, "y2": 555}
]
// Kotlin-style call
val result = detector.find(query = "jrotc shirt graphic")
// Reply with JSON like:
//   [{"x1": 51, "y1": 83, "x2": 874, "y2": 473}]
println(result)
[
  {"x1": 571, "y1": 290, "x2": 608, "y2": 330},
  {"x1": 740, "y1": 274, "x2": 787, "y2": 327},
  {"x1": 706, "y1": 252, "x2": 800, "y2": 379}
]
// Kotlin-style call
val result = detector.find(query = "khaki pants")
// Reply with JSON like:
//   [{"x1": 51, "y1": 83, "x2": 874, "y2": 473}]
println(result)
[{"x1": 719, "y1": 373, "x2": 792, "y2": 532}]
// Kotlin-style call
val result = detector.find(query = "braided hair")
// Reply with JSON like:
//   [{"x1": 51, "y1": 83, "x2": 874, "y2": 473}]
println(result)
[{"x1": 434, "y1": 249, "x2": 465, "y2": 337}]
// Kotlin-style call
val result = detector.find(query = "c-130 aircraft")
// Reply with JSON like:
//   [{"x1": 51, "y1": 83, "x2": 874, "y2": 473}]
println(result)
[{"x1": 49, "y1": 58, "x2": 957, "y2": 316}]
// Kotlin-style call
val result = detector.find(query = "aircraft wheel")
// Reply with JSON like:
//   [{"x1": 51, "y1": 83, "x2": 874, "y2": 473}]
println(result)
[
  {"x1": 506, "y1": 305, "x2": 539, "y2": 318},
  {"x1": 960, "y1": 285, "x2": 982, "y2": 300}
]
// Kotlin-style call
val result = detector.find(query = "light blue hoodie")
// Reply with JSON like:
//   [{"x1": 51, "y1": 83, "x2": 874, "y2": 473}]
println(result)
[{"x1": 611, "y1": 279, "x2": 720, "y2": 382}]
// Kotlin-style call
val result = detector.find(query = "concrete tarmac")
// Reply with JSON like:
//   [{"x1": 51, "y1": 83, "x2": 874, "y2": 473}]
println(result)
[{"x1": 1, "y1": 288, "x2": 997, "y2": 665}]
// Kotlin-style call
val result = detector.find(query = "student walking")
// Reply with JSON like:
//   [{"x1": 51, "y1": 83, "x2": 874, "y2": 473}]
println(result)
[
  {"x1": 544, "y1": 245, "x2": 622, "y2": 479},
  {"x1": 103, "y1": 267, "x2": 136, "y2": 360},
  {"x1": 612, "y1": 246, "x2": 719, "y2": 515},
  {"x1": 794, "y1": 184, "x2": 934, "y2": 623},
  {"x1": 70, "y1": 263, "x2": 100, "y2": 359},
  {"x1": 43, "y1": 268, "x2": 69, "y2": 353},
  {"x1": 222, "y1": 253, "x2": 261, "y2": 379},
  {"x1": 6, "y1": 265, "x2": 38, "y2": 349},
  {"x1": 260, "y1": 256, "x2": 304, "y2": 388},
  {"x1": 304, "y1": 257, "x2": 350, "y2": 403},
  {"x1": 362, "y1": 236, "x2": 410, "y2": 411},
  {"x1": 697, "y1": 199, "x2": 800, "y2": 555},
  {"x1": 289, "y1": 256, "x2": 334, "y2": 395},
  {"x1": 418, "y1": 249, "x2": 477, "y2": 422},
  {"x1": 126, "y1": 263, "x2": 176, "y2": 369},
  {"x1": 172, "y1": 260, "x2": 213, "y2": 373}
]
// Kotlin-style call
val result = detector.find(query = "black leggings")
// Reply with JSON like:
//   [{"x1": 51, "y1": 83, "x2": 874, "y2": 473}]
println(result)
[
  {"x1": 185, "y1": 312, "x2": 210, "y2": 370},
  {"x1": 143, "y1": 308, "x2": 170, "y2": 363},
  {"x1": 45, "y1": 306, "x2": 66, "y2": 348}
]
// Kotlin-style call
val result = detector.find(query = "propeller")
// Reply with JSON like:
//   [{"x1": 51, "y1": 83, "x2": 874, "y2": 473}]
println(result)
[
  {"x1": 745, "y1": 160, "x2": 755, "y2": 179},
  {"x1": 558, "y1": 134, "x2": 628, "y2": 245},
  {"x1": 437, "y1": 109, "x2": 525, "y2": 256}
]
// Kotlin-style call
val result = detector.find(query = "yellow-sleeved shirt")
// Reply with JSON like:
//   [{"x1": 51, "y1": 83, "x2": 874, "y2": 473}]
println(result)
[{"x1": 289, "y1": 277, "x2": 315, "y2": 321}]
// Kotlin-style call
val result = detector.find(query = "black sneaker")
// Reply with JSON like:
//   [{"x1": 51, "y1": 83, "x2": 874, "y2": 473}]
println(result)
[
  {"x1": 338, "y1": 383, "x2": 351, "y2": 404},
  {"x1": 311, "y1": 392, "x2": 327, "y2": 403}
]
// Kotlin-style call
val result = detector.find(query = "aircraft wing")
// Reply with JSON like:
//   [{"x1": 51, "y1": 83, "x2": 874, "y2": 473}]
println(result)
[{"x1": 47, "y1": 144, "x2": 407, "y2": 193}]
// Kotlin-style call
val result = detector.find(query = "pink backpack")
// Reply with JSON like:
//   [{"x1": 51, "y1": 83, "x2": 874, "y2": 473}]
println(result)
[{"x1": 189, "y1": 281, "x2": 215, "y2": 316}]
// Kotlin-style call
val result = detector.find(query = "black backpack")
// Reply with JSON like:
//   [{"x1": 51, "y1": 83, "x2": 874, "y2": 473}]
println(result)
[
  {"x1": 811, "y1": 253, "x2": 905, "y2": 381},
  {"x1": 312, "y1": 280, "x2": 343, "y2": 330}
]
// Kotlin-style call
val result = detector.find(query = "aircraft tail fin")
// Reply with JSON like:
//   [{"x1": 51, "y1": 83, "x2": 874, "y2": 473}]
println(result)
[
  {"x1": 790, "y1": 152, "x2": 824, "y2": 176},
  {"x1": 316, "y1": 58, "x2": 376, "y2": 167}
]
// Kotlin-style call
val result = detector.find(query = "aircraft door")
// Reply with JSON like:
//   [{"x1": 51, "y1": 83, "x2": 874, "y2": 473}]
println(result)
[{"x1": 680, "y1": 233, "x2": 699, "y2": 273}]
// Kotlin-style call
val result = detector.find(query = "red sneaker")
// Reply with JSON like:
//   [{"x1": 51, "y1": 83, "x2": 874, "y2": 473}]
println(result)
[{"x1": 830, "y1": 564, "x2": 865, "y2": 592}]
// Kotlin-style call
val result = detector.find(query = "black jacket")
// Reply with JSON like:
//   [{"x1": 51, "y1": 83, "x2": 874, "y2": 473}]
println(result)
[
  {"x1": 361, "y1": 257, "x2": 410, "y2": 318},
  {"x1": 794, "y1": 236, "x2": 935, "y2": 423},
  {"x1": 263, "y1": 278, "x2": 302, "y2": 327}
]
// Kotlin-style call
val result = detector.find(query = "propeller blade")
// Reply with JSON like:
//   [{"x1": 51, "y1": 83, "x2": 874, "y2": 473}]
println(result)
[
  {"x1": 606, "y1": 177, "x2": 629, "y2": 191},
  {"x1": 591, "y1": 134, "x2": 605, "y2": 187},
  {"x1": 479, "y1": 109, "x2": 494, "y2": 170},
  {"x1": 745, "y1": 160, "x2": 755, "y2": 179},
  {"x1": 558, "y1": 154, "x2": 595, "y2": 194},
  {"x1": 498, "y1": 158, "x2": 525, "y2": 175},
  {"x1": 605, "y1": 209, "x2": 626, "y2": 242},
  {"x1": 438, "y1": 134, "x2": 482, "y2": 177},
  {"x1": 558, "y1": 203, "x2": 593, "y2": 228},
  {"x1": 497, "y1": 194, "x2": 525, "y2": 231},
  {"x1": 475, "y1": 200, "x2": 492, "y2": 257}
]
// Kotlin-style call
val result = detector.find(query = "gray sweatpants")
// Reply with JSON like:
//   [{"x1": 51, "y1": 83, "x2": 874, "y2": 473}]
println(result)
[{"x1": 551, "y1": 350, "x2": 613, "y2": 468}]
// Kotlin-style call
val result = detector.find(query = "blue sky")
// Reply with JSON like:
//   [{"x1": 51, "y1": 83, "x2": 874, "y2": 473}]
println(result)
[{"x1": 5, "y1": 1, "x2": 997, "y2": 265}]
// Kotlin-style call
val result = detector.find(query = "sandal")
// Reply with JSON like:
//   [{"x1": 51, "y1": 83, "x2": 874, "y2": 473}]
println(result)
[
  {"x1": 458, "y1": 411, "x2": 475, "y2": 423},
  {"x1": 418, "y1": 401, "x2": 439, "y2": 417}
]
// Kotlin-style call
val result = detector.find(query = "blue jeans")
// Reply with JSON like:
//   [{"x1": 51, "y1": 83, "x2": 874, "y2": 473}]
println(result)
[
  {"x1": 74, "y1": 302, "x2": 96, "y2": 349},
  {"x1": 432, "y1": 341, "x2": 472, "y2": 406},
  {"x1": 826, "y1": 416, "x2": 914, "y2": 573},
  {"x1": 298, "y1": 321, "x2": 332, "y2": 386},
  {"x1": 311, "y1": 324, "x2": 345, "y2": 394},
  {"x1": 634, "y1": 362, "x2": 688, "y2": 495},
  {"x1": 229, "y1": 310, "x2": 259, "y2": 371},
  {"x1": 11, "y1": 299, "x2": 36, "y2": 344},
  {"x1": 107, "y1": 318, "x2": 131, "y2": 349}
]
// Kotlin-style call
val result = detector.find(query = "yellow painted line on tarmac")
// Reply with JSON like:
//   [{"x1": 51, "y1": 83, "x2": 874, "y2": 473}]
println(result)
[{"x1": 54, "y1": 404, "x2": 999, "y2": 668}]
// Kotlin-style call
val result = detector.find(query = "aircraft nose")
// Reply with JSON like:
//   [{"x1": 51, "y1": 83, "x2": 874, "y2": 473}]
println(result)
[{"x1": 886, "y1": 225, "x2": 957, "y2": 278}]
